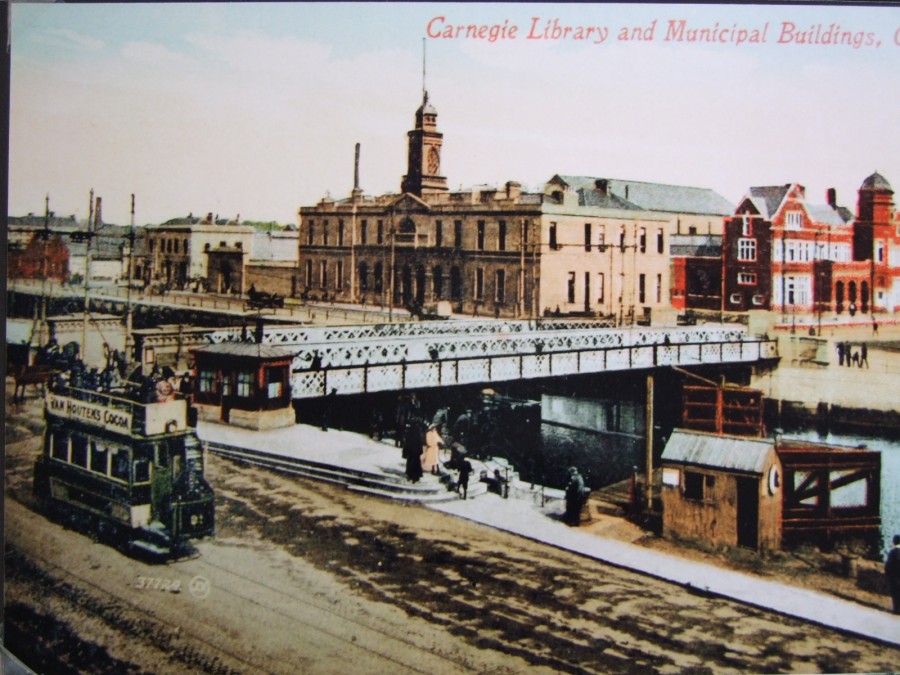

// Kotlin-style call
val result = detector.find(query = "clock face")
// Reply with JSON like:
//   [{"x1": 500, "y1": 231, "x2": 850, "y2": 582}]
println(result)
[{"x1": 427, "y1": 146, "x2": 440, "y2": 174}]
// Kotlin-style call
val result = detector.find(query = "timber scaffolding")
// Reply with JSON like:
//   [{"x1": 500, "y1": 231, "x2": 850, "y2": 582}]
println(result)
[
  {"x1": 777, "y1": 439, "x2": 881, "y2": 549},
  {"x1": 668, "y1": 374, "x2": 881, "y2": 549}
]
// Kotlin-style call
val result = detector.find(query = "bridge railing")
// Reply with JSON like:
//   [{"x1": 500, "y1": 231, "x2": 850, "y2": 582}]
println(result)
[{"x1": 290, "y1": 338, "x2": 779, "y2": 399}]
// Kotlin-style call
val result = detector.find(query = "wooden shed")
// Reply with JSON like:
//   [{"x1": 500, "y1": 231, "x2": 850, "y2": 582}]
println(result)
[
  {"x1": 660, "y1": 429, "x2": 783, "y2": 551},
  {"x1": 191, "y1": 343, "x2": 296, "y2": 430}
]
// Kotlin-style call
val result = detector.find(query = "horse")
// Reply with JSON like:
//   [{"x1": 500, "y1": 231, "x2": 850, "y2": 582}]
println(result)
[{"x1": 11, "y1": 364, "x2": 57, "y2": 403}]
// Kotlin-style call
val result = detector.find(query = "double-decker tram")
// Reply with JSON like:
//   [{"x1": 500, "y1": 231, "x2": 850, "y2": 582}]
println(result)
[{"x1": 33, "y1": 378, "x2": 215, "y2": 559}]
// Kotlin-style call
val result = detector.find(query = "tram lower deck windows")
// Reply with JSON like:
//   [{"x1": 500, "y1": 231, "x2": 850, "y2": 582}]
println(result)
[
  {"x1": 111, "y1": 451, "x2": 130, "y2": 481},
  {"x1": 51, "y1": 433, "x2": 69, "y2": 461},
  {"x1": 71, "y1": 436, "x2": 89, "y2": 468},
  {"x1": 90, "y1": 441, "x2": 108, "y2": 474},
  {"x1": 134, "y1": 459, "x2": 151, "y2": 483}
]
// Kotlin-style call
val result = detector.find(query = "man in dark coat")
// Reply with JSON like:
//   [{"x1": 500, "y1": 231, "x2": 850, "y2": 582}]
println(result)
[
  {"x1": 565, "y1": 467, "x2": 588, "y2": 525},
  {"x1": 402, "y1": 419, "x2": 424, "y2": 483},
  {"x1": 886, "y1": 534, "x2": 900, "y2": 614},
  {"x1": 457, "y1": 459, "x2": 473, "y2": 500}
]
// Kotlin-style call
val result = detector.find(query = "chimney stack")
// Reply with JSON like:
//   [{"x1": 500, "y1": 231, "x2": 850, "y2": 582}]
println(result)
[
  {"x1": 827, "y1": 188, "x2": 837, "y2": 208},
  {"x1": 351, "y1": 142, "x2": 363, "y2": 201}
]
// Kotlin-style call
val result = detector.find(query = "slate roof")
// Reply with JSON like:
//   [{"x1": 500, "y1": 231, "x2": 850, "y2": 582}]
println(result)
[
  {"x1": 669, "y1": 234, "x2": 722, "y2": 257},
  {"x1": 553, "y1": 175, "x2": 734, "y2": 216},
  {"x1": 192, "y1": 342, "x2": 297, "y2": 360},
  {"x1": 806, "y1": 203, "x2": 851, "y2": 227},
  {"x1": 661, "y1": 429, "x2": 774, "y2": 475},
  {"x1": 746, "y1": 185, "x2": 791, "y2": 218}
]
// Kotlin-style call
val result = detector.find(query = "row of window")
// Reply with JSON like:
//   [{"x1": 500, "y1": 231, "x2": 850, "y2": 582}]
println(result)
[
  {"x1": 301, "y1": 259, "x2": 514, "y2": 303},
  {"x1": 305, "y1": 217, "x2": 529, "y2": 251},
  {"x1": 304, "y1": 219, "x2": 669, "y2": 254},
  {"x1": 49, "y1": 430, "x2": 150, "y2": 484},
  {"x1": 549, "y1": 223, "x2": 665, "y2": 254},
  {"x1": 564, "y1": 272, "x2": 663, "y2": 305},
  {"x1": 197, "y1": 369, "x2": 284, "y2": 399},
  {"x1": 149, "y1": 237, "x2": 189, "y2": 255}
]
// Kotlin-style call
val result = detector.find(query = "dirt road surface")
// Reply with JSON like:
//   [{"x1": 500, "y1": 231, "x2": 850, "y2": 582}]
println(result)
[{"x1": 5, "y1": 390, "x2": 900, "y2": 674}]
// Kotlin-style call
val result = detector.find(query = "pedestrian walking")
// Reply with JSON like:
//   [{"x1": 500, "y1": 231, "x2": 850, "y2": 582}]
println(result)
[
  {"x1": 851, "y1": 348, "x2": 861, "y2": 368},
  {"x1": 837, "y1": 341, "x2": 845, "y2": 366},
  {"x1": 873, "y1": 317, "x2": 879, "y2": 334},
  {"x1": 860, "y1": 343, "x2": 869, "y2": 368},
  {"x1": 457, "y1": 459, "x2": 472, "y2": 500},
  {"x1": 885, "y1": 534, "x2": 900, "y2": 614},
  {"x1": 844, "y1": 342, "x2": 853, "y2": 367}
]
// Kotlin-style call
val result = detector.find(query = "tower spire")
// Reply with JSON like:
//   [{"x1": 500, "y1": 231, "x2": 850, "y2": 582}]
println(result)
[{"x1": 422, "y1": 37, "x2": 427, "y2": 100}]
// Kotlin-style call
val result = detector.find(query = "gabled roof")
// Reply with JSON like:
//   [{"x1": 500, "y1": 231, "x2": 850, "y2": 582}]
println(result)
[
  {"x1": 551, "y1": 175, "x2": 734, "y2": 216},
  {"x1": 745, "y1": 185, "x2": 791, "y2": 218},
  {"x1": 391, "y1": 192, "x2": 431, "y2": 211},
  {"x1": 661, "y1": 429, "x2": 774, "y2": 475}
]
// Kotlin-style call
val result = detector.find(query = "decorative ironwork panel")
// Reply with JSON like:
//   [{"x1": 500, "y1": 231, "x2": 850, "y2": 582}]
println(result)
[
  {"x1": 456, "y1": 359, "x2": 490, "y2": 385},
  {"x1": 366, "y1": 366, "x2": 404, "y2": 393},
  {"x1": 328, "y1": 369, "x2": 366, "y2": 395},
  {"x1": 405, "y1": 362, "x2": 440, "y2": 389},
  {"x1": 491, "y1": 356, "x2": 522, "y2": 381},
  {"x1": 550, "y1": 353, "x2": 580, "y2": 376},
  {"x1": 605, "y1": 349, "x2": 631, "y2": 370},
  {"x1": 292, "y1": 372, "x2": 324, "y2": 399}
]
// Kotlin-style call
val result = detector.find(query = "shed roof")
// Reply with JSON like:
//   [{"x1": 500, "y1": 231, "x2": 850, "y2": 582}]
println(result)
[
  {"x1": 661, "y1": 429, "x2": 774, "y2": 475},
  {"x1": 192, "y1": 342, "x2": 297, "y2": 360}
]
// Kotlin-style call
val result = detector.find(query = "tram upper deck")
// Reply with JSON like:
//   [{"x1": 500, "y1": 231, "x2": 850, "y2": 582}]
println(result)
[{"x1": 45, "y1": 384, "x2": 190, "y2": 438}]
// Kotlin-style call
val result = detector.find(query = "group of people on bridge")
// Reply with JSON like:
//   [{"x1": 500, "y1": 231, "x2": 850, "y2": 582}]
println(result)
[{"x1": 836, "y1": 341, "x2": 869, "y2": 368}]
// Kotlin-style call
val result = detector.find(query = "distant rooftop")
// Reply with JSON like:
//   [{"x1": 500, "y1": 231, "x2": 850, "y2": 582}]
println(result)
[{"x1": 551, "y1": 175, "x2": 734, "y2": 216}]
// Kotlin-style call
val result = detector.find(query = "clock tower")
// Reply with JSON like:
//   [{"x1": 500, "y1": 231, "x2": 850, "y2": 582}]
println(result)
[{"x1": 401, "y1": 91, "x2": 448, "y2": 196}]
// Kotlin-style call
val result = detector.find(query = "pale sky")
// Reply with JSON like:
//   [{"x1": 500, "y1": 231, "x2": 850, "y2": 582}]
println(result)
[{"x1": 8, "y1": 2, "x2": 900, "y2": 226}]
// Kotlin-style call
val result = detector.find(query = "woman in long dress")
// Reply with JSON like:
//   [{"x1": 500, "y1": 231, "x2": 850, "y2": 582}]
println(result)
[{"x1": 421, "y1": 423, "x2": 443, "y2": 475}]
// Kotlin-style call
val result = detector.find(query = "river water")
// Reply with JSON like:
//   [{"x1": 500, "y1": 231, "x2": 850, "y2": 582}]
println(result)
[{"x1": 528, "y1": 394, "x2": 899, "y2": 553}]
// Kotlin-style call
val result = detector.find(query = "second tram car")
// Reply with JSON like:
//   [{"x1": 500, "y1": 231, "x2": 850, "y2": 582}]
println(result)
[{"x1": 33, "y1": 382, "x2": 215, "y2": 558}]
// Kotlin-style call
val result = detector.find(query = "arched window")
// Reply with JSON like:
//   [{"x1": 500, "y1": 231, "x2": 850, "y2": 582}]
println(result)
[
  {"x1": 861, "y1": 281, "x2": 869, "y2": 313},
  {"x1": 835, "y1": 280, "x2": 844, "y2": 313}
]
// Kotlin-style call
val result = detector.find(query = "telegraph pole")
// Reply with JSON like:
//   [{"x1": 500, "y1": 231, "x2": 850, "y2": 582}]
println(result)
[
  {"x1": 125, "y1": 194, "x2": 136, "y2": 358},
  {"x1": 350, "y1": 143, "x2": 361, "y2": 305},
  {"x1": 82, "y1": 190, "x2": 95, "y2": 350},
  {"x1": 645, "y1": 373, "x2": 655, "y2": 512}
]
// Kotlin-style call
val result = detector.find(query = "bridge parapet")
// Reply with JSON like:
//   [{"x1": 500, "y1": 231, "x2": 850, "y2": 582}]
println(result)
[{"x1": 229, "y1": 321, "x2": 777, "y2": 399}]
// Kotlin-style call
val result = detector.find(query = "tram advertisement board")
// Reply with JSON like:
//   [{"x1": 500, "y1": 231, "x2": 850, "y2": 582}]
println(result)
[{"x1": 46, "y1": 393, "x2": 133, "y2": 434}]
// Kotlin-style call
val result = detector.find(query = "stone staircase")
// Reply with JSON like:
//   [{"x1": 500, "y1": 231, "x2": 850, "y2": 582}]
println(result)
[{"x1": 207, "y1": 440, "x2": 487, "y2": 503}]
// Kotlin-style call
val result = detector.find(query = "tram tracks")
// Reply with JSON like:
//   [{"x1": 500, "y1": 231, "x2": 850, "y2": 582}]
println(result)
[{"x1": 5, "y1": 496, "x2": 487, "y2": 674}]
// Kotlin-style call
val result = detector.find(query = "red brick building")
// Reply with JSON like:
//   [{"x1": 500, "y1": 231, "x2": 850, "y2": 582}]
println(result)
[
  {"x1": 853, "y1": 172, "x2": 900, "y2": 313},
  {"x1": 8, "y1": 232, "x2": 69, "y2": 282},
  {"x1": 722, "y1": 183, "x2": 871, "y2": 316}
]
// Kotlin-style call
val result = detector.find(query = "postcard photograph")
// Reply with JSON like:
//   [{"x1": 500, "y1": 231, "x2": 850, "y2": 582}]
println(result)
[{"x1": 4, "y1": 2, "x2": 900, "y2": 673}]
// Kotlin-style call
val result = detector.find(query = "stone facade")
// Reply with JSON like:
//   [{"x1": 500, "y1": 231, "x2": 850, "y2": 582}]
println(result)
[
  {"x1": 140, "y1": 214, "x2": 254, "y2": 289},
  {"x1": 296, "y1": 92, "x2": 734, "y2": 321}
]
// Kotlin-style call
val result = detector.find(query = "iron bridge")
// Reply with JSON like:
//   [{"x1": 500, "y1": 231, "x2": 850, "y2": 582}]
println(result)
[{"x1": 202, "y1": 319, "x2": 778, "y2": 399}]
